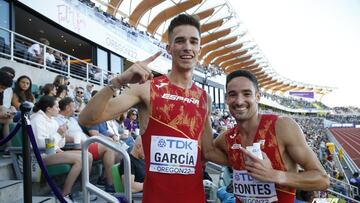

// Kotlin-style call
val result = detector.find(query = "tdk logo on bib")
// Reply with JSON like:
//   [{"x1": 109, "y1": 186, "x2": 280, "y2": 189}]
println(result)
[
  {"x1": 157, "y1": 139, "x2": 166, "y2": 147},
  {"x1": 150, "y1": 135, "x2": 198, "y2": 175},
  {"x1": 157, "y1": 138, "x2": 193, "y2": 150}
]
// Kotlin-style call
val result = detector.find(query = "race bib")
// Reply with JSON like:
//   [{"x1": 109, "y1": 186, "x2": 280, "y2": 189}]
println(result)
[
  {"x1": 149, "y1": 135, "x2": 198, "y2": 175},
  {"x1": 233, "y1": 170, "x2": 278, "y2": 203}
]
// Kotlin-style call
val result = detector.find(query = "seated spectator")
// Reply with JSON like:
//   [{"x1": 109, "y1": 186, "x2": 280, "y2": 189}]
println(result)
[
  {"x1": 0, "y1": 66, "x2": 15, "y2": 108},
  {"x1": 350, "y1": 172, "x2": 360, "y2": 198},
  {"x1": 45, "y1": 48, "x2": 56, "y2": 64},
  {"x1": 124, "y1": 109, "x2": 139, "y2": 133},
  {"x1": 119, "y1": 136, "x2": 145, "y2": 193},
  {"x1": 53, "y1": 75, "x2": 69, "y2": 88},
  {"x1": 73, "y1": 86, "x2": 86, "y2": 114},
  {"x1": 54, "y1": 51, "x2": 67, "y2": 69},
  {"x1": 0, "y1": 70, "x2": 16, "y2": 137},
  {"x1": 115, "y1": 113, "x2": 135, "y2": 152},
  {"x1": 55, "y1": 97, "x2": 115, "y2": 192},
  {"x1": 40, "y1": 83, "x2": 57, "y2": 97},
  {"x1": 11, "y1": 75, "x2": 35, "y2": 110},
  {"x1": 55, "y1": 85, "x2": 68, "y2": 101},
  {"x1": 53, "y1": 75, "x2": 73, "y2": 98},
  {"x1": 30, "y1": 95, "x2": 92, "y2": 202},
  {"x1": 27, "y1": 38, "x2": 49, "y2": 64},
  {"x1": 87, "y1": 120, "x2": 116, "y2": 140},
  {"x1": 334, "y1": 173, "x2": 347, "y2": 195},
  {"x1": 83, "y1": 84, "x2": 93, "y2": 103}
]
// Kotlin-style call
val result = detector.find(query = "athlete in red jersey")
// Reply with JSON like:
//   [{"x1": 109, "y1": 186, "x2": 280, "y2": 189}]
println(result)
[
  {"x1": 214, "y1": 70, "x2": 329, "y2": 202},
  {"x1": 80, "y1": 14, "x2": 227, "y2": 203}
]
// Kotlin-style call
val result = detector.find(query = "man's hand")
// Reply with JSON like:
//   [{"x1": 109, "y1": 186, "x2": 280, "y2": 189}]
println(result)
[
  {"x1": 57, "y1": 123, "x2": 68, "y2": 137},
  {"x1": 110, "y1": 51, "x2": 161, "y2": 87},
  {"x1": 240, "y1": 147, "x2": 277, "y2": 182}
]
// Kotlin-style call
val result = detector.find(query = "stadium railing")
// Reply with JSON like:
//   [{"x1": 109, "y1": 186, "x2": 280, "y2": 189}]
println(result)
[
  {"x1": 0, "y1": 26, "x2": 112, "y2": 86},
  {"x1": 326, "y1": 129, "x2": 360, "y2": 174}
]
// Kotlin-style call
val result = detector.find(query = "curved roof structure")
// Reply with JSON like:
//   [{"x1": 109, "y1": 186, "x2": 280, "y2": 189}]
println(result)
[{"x1": 92, "y1": 0, "x2": 335, "y2": 96}]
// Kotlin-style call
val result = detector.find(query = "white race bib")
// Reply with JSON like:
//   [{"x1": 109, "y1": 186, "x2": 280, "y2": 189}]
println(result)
[
  {"x1": 149, "y1": 135, "x2": 198, "y2": 175},
  {"x1": 233, "y1": 170, "x2": 278, "y2": 203}
]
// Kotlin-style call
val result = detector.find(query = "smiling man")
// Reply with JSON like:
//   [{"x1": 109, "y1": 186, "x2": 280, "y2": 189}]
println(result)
[
  {"x1": 80, "y1": 14, "x2": 227, "y2": 203},
  {"x1": 214, "y1": 70, "x2": 329, "y2": 202}
]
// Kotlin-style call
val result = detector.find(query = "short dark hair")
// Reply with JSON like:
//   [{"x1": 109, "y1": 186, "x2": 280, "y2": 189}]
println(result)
[
  {"x1": 59, "y1": 97, "x2": 74, "y2": 111},
  {"x1": 0, "y1": 66, "x2": 15, "y2": 79},
  {"x1": 226, "y1": 70, "x2": 259, "y2": 92},
  {"x1": 0, "y1": 70, "x2": 14, "y2": 88},
  {"x1": 33, "y1": 95, "x2": 56, "y2": 113},
  {"x1": 168, "y1": 14, "x2": 200, "y2": 43}
]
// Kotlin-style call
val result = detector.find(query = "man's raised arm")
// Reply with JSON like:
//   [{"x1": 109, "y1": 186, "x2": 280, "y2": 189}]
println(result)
[{"x1": 79, "y1": 51, "x2": 161, "y2": 127}]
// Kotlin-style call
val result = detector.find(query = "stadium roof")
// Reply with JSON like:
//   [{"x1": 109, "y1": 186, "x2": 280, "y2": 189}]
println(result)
[{"x1": 90, "y1": 0, "x2": 335, "y2": 96}]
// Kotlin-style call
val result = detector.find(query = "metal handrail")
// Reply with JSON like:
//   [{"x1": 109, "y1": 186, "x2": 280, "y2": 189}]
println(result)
[
  {"x1": 326, "y1": 129, "x2": 360, "y2": 173},
  {"x1": 326, "y1": 188, "x2": 360, "y2": 203},
  {"x1": 0, "y1": 26, "x2": 114, "y2": 85},
  {"x1": 328, "y1": 176, "x2": 359, "y2": 198},
  {"x1": 81, "y1": 137, "x2": 132, "y2": 203}
]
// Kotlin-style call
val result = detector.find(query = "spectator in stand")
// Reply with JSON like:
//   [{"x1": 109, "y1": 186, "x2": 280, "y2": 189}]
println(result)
[
  {"x1": 27, "y1": 38, "x2": 49, "y2": 64},
  {"x1": 0, "y1": 66, "x2": 15, "y2": 108},
  {"x1": 119, "y1": 136, "x2": 145, "y2": 193},
  {"x1": 40, "y1": 83, "x2": 57, "y2": 97},
  {"x1": 53, "y1": 75, "x2": 69, "y2": 88},
  {"x1": 124, "y1": 108, "x2": 139, "y2": 133},
  {"x1": 334, "y1": 173, "x2": 347, "y2": 195},
  {"x1": 350, "y1": 172, "x2": 360, "y2": 199},
  {"x1": 53, "y1": 50, "x2": 67, "y2": 71},
  {"x1": 115, "y1": 112, "x2": 135, "y2": 152},
  {"x1": 45, "y1": 48, "x2": 56, "y2": 65},
  {"x1": 84, "y1": 84, "x2": 93, "y2": 103},
  {"x1": 73, "y1": 86, "x2": 86, "y2": 115},
  {"x1": 30, "y1": 95, "x2": 92, "y2": 202},
  {"x1": 53, "y1": 75, "x2": 74, "y2": 99},
  {"x1": 55, "y1": 85, "x2": 68, "y2": 101},
  {"x1": 11, "y1": 75, "x2": 35, "y2": 110},
  {"x1": 0, "y1": 70, "x2": 16, "y2": 137}
]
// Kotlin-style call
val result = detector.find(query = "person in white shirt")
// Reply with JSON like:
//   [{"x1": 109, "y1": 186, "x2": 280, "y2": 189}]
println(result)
[
  {"x1": 55, "y1": 97, "x2": 116, "y2": 191},
  {"x1": 45, "y1": 48, "x2": 56, "y2": 64},
  {"x1": 27, "y1": 38, "x2": 49, "y2": 64},
  {"x1": 31, "y1": 95, "x2": 93, "y2": 202}
]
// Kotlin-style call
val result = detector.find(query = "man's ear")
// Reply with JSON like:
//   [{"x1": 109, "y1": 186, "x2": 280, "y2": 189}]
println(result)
[
  {"x1": 255, "y1": 91, "x2": 261, "y2": 103},
  {"x1": 166, "y1": 44, "x2": 171, "y2": 55}
]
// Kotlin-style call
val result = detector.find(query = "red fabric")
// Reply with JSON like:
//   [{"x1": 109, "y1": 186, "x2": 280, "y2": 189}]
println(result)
[
  {"x1": 141, "y1": 75, "x2": 208, "y2": 203},
  {"x1": 88, "y1": 143, "x2": 100, "y2": 161},
  {"x1": 224, "y1": 114, "x2": 296, "y2": 203}
]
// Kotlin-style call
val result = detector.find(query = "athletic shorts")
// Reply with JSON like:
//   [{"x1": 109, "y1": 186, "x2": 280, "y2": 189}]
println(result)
[{"x1": 88, "y1": 143, "x2": 100, "y2": 161}]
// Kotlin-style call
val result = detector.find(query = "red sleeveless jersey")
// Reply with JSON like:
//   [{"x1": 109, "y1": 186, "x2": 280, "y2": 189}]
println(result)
[
  {"x1": 141, "y1": 75, "x2": 208, "y2": 203},
  {"x1": 224, "y1": 114, "x2": 296, "y2": 203}
]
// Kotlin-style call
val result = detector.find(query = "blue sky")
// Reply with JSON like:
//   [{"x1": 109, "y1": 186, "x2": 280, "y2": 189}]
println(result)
[{"x1": 228, "y1": 0, "x2": 360, "y2": 107}]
